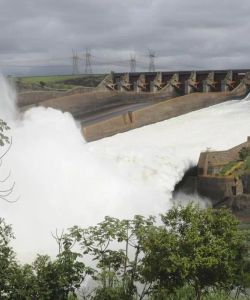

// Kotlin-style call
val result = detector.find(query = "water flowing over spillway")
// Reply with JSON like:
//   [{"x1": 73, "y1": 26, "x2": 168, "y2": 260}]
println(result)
[{"x1": 0, "y1": 75, "x2": 250, "y2": 260}]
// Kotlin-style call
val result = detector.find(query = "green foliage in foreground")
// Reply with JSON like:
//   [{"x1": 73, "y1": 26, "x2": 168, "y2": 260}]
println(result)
[
  {"x1": 0, "y1": 119, "x2": 10, "y2": 146},
  {"x1": 0, "y1": 204, "x2": 249, "y2": 299},
  {"x1": 0, "y1": 218, "x2": 92, "y2": 299},
  {"x1": 142, "y1": 204, "x2": 250, "y2": 300},
  {"x1": 148, "y1": 285, "x2": 248, "y2": 299}
]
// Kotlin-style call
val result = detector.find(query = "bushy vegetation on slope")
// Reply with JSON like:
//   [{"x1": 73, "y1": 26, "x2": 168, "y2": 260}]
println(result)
[
  {"x1": 220, "y1": 147, "x2": 250, "y2": 176},
  {"x1": 13, "y1": 74, "x2": 106, "y2": 91},
  {"x1": 0, "y1": 204, "x2": 249, "y2": 299}
]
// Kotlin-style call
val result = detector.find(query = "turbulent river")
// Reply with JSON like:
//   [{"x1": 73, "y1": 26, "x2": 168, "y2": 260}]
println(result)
[{"x1": 0, "y1": 75, "x2": 250, "y2": 261}]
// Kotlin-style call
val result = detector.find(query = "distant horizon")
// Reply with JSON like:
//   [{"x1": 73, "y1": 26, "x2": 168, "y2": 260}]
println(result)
[
  {"x1": 1, "y1": 0, "x2": 250, "y2": 77},
  {"x1": 5, "y1": 66, "x2": 250, "y2": 78}
]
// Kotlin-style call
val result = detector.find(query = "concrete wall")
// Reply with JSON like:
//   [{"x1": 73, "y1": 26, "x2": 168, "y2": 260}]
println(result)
[
  {"x1": 215, "y1": 194, "x2": 250, "y2": 224},
  {"x1": 230, "y1": 195, "x2": 250, "y2": 223},
  {"x1": 82, "y1": 79, "x2": 249, "y2": 142},
  {"x1": 18, "y1": 87, "x2": 95, "y2": 107},
  {"x1": 82, "y1": 112, "x2": 135, "y2": 141},
  {"x1": 18, "y1": 71, "x2": 249, "y2": 142},
  {"x1": 241, "y1": 174, "x2": 250, "y2": 194},
  {"x1": 109, "y1": 69, "x2": 249, "y2": 93},
  {"x1": 198, "y1": 137, "x2": 250, "y2": 176},
  {"x1": 177, "y1": 136, "x2": 250, "y2": 223},
  {"x1": 198, "y1": 142, "x2": 247, "y2": 175},
  {"x1": 197, "y1": 176, "x2": 236, "y2": 202},
  {"x1": 18, "y1": 91, "x2": 65, "y2": 107},
  {"x1": 36, "y1": 83, "x2": 181, "y2": 120},
  {"x1": 207, "y1": 163, "x2": 228, "y2": 176}
]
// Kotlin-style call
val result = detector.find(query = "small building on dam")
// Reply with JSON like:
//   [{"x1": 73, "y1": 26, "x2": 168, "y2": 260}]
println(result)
[{"x1": 175, "y1": 137, "x2": 250, "y2": 223}]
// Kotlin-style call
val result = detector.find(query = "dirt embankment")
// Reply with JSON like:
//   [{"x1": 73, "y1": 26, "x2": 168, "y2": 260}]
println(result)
[
  {"x1": 18, "y1": 87, "x2": 95, "y2": 108},
  {"x1": 19, "y1": 82, "x2": 180, "y2": 117},
  {"x1": 17, "y1": 74, "x2": 106, "y2": 107}
]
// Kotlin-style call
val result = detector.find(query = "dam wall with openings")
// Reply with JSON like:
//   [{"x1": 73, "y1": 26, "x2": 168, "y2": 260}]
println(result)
[{"x1": 99, "y1": 69, "x2": 249, "y2": 94}]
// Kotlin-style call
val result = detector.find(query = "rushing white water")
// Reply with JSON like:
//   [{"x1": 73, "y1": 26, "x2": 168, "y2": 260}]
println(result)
[{"x1": 0, "y1": 76, "x2": 250, "y2": 261}]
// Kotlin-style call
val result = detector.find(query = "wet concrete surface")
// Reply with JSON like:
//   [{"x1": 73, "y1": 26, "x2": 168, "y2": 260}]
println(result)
[{"x1": 80, "y1": 102, "x2": 152, "y2": 126}]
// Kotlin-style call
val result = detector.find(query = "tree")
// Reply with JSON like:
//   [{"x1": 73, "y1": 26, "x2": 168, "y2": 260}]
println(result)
[
  {"x1": 0, "y1": 119, "x2": 18, "y2": 203},
  {"x1": 8, "y1": 232, "x2": 92, "y2": 299},
  {"x1": 141, "y1": 203, "x2": 250, "y2": 300},
  {"x1": 30, "y1": 251, "x2": 87, "y2": 300},
  {"x1": 39, "y1": 81, "x2": 46, "y2": 89},
  {"x1": 68, "y1": 215, "x2": 156, "y2": 299},
  {"x1": 0, "y1": 119, "x2": 10, "y2": 147},
  {"x1": 239, "y1": 147, "x2": 250, "y2": 161},
  {"x1": 0, "y1": 218, "x2": 19, "y2": 299},
  {"x1": 0, "y1": 217, "x2": 91, "y2": 299}
]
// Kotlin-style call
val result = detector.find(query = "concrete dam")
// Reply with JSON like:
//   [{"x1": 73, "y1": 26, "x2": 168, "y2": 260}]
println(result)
[
  {"x1": 19, "y1": 69, "x2": 250, "y2": 142},
  {"x1": 82, "y1": 69, "x2": 250, "y2": 141},
  {"x1": 101, "y1": 69, "x2": 248, "y2": 93},
  {"x1": 5, "y1": 72, "x2": 250, "y2": 258}
]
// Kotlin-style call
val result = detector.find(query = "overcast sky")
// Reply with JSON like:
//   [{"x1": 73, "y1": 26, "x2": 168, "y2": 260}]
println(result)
[{"x1": 0, "y1": 0, "x2": 250, "y2": 76}]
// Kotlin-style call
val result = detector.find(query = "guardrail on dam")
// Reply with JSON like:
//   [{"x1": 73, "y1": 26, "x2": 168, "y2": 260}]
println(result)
[{"x1": 99, "y1": 69, "x2": 249, "y2": 94}]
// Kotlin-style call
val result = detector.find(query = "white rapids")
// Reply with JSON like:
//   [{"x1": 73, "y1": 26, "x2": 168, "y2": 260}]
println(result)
[{"x1": 0, "y1": 75, "x2": 249, "y2": 261}]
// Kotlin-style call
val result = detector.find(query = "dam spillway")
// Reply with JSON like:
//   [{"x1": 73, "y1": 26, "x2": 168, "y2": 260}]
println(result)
[
  {"x1": 2, "y1": 74, "x2": 250, "y2": 259},
  {"x1": 17, "y1": 69, "x2": 250, "y2": 142},
  {"x1": 100, "y1": 69, "x2": 249, "y2": 93},
  {"x1": 82, "y1": 69, "x2": 250, "y2": 141}
]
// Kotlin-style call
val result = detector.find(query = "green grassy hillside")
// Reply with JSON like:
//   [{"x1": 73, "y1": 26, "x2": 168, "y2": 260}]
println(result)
[{"x1": 13, "y1": 74, "x2": 107, "y2": 91}]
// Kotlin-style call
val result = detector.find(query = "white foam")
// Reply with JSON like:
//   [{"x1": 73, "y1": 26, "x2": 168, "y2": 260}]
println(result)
[{"x1": 0, "y1": 77, "x2": 250, "y2": 261}]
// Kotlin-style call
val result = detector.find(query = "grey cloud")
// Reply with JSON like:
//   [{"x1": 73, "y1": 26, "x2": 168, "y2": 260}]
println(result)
[{"x1": 0, "y1": 0, "x2": 249, "y2": 75}]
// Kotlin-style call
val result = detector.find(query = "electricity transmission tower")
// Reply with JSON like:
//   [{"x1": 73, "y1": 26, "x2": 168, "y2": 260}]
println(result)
[
  {"x1": 84, "y1": 48, "x2": 92, "y2": 74},
  {"x1": 129, "y1": 55, "x2": 136, "y2": 72},
  {"x1": 148, "y1": 49, "x2": 156, "y2": 72},
  {"x1": 72, "y1": 49, "x2": 80, "y2": 75}
]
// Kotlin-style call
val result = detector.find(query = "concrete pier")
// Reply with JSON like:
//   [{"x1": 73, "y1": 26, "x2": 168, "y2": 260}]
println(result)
[
  {"x1": 99, "y1": 69, "x2": 249, "y2": 95},
  {"x1": 134, "y1": 74, "x2": 146, "y2": 92},
  {"x1": 150, "y1": 72, "x2": 162, "y2": 92},
  {"x1": 117, "y1": 73, "x2": 131, "y2": 91},
  {"x1": 221, "y1": 70, "x2": 234, "y2": 92},
  {"x1": 202, "y1": 72, "x2": 216, "y2": 92},
  {"x1": 163, "y1": 73, "x2": 181, "y2": 94},
  {"x1": 185, "y1": 71, "x2": 198, "y2": 94}
]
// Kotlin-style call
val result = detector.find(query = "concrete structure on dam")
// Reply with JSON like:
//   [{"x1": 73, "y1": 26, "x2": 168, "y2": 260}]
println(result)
[
  {"x1": 82, "y1": 70, "x2": 250, "y2": 142},
  {"x1": 99, "y1": 69, "x2": 248, "y2": 94},
  {"x1": 175, "y1": 137, "x2": 250, "y2": 223},
  {"x1": 18, "y1": 69, "x2": 250, "y2": 142}
]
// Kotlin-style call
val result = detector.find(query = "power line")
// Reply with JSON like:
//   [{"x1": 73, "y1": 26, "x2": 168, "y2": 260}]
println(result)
[
  {"x1": 1, "y1": 49, "x2": 183, "y2": 76},
  {"x1": 148, "y1": 49, "x2": 156, "y2": 72},
  {"x1": 84, "y1": 48, "x2": 92, "y2": 74},
  {"x1": 72, "y1": 49, "x2": 80, "y2": 75},
  {"x1": 129, "y1": 55, "x2": 136, "y2": 72}
]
